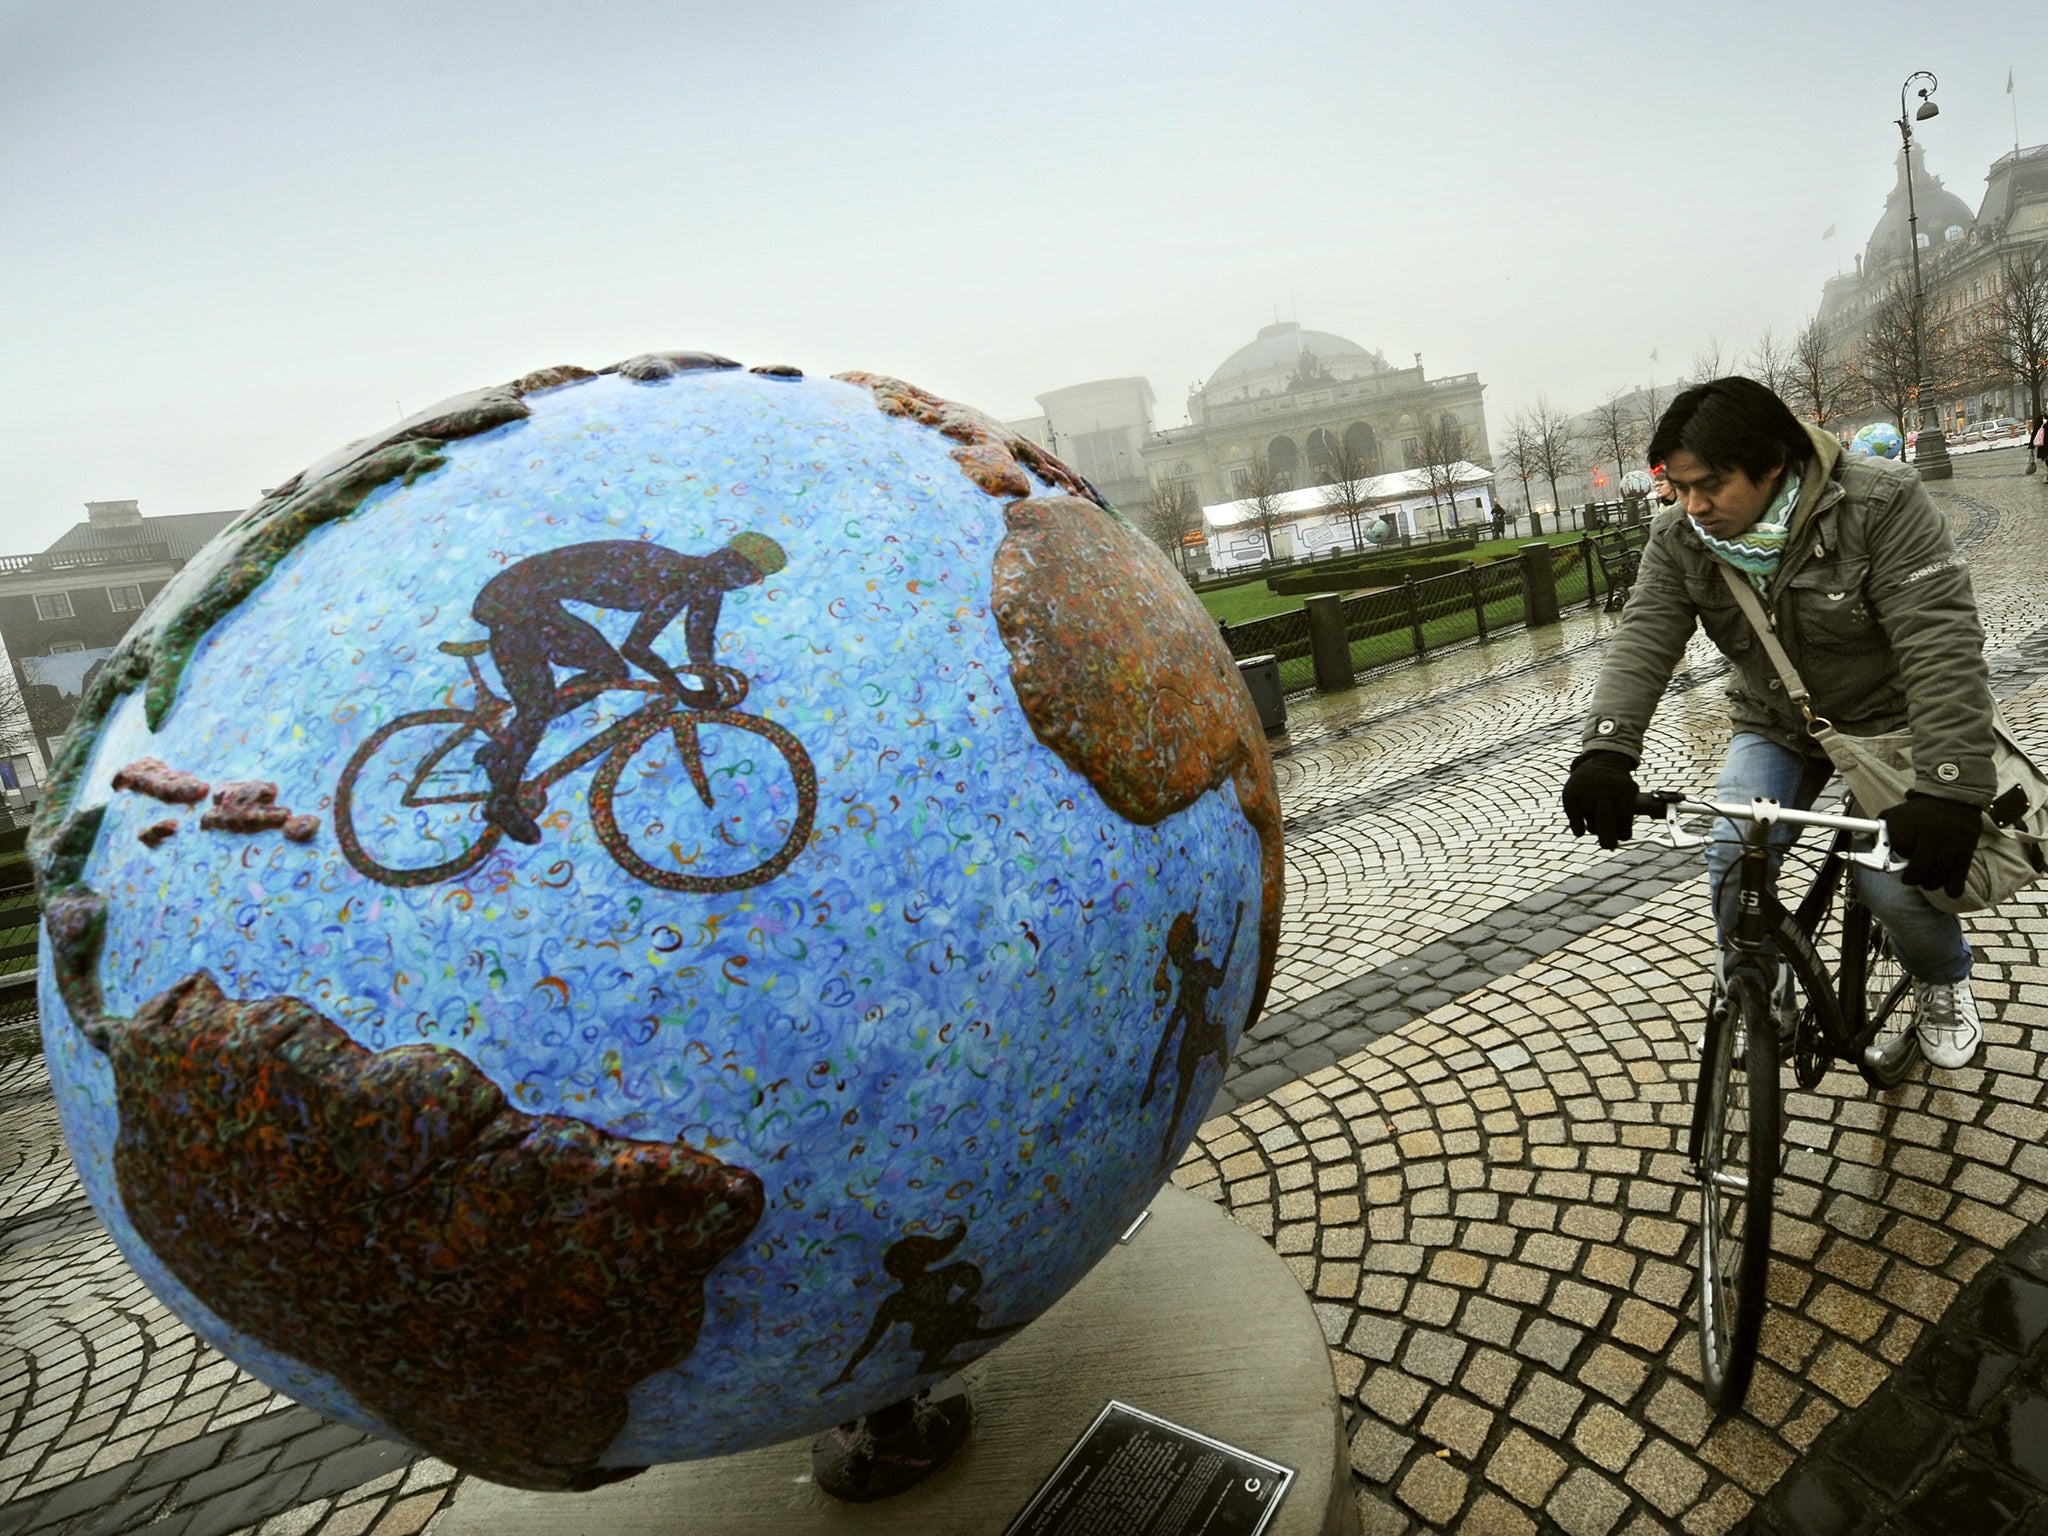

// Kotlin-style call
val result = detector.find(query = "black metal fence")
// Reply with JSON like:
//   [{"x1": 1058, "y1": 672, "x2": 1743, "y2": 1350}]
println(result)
[
  {"x1": 1189, "y1": 499, "x2": 1644, "y2": 590},
  {"x1": 1217, "y1": 527, "x2": 1650, "y2": 694}
]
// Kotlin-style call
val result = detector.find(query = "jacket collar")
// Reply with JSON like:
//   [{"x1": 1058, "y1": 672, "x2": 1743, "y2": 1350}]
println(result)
[{"x1": 1783, "y1": 423, "x2": 1844, "y2": 544}]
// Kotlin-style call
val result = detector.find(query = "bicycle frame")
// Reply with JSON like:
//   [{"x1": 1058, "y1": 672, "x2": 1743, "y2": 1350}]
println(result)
[
  {"x1": 423, "y1": 649, "x2": 751, "y2": 811},
  {"x1": 1641, "y1": 795, "x2": 1898, "y2": 1156},
  {"x1": 337, "y1": 639, "x2": 818, "y2": 894}
]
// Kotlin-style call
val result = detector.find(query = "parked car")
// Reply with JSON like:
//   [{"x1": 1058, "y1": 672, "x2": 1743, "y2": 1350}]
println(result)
[{"x1": 1979, "y1": 418, "x2": 2029, "y2": 446}]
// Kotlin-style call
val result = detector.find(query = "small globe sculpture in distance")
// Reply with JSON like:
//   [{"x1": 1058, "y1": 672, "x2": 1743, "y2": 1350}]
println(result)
[
  {"x1": 1851, "y1": 422, "x2": 1905, "y2": 459},
  {"x1": 31, "y1": 354, "x2": 1283, "y2": 1490}
]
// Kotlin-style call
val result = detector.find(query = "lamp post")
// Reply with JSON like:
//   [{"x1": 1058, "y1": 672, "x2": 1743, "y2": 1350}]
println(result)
[{"x1": 1897, "y1": 71, "x2": 1952, "y2": 480}]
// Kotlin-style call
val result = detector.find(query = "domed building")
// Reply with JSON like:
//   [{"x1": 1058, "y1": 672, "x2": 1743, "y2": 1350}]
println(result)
[
  {"x1": 1008, "y1": 320, "x2": 1491, "y2": 562},
  {"x1": 1863, "y1": 142, "x2": 1976, "y2": 278},
  {"x1": 1816, "y1": 137, "x2": 2048, "y2": 434},
  {"x1": 1155, "y1": 321, "x2": 1487, "y2": 509}
]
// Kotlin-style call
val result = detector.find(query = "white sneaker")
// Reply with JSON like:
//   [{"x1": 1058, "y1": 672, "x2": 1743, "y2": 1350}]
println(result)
[
  {"x1": 1769, "y1": 962, "x2": 1801, "y2": 1045},
  {"x1": 1912, "y1": 979, "x2": 1983, "y2": 1069}
]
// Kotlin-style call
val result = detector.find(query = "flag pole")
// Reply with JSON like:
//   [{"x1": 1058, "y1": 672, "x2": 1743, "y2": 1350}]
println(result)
[{"x1": 2013, "y1": 70, "x2": 2023, "y2": 161}]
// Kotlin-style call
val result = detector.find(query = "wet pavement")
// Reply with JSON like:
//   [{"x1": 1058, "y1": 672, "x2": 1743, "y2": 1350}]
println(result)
[
  {"x1": 2, "y1": 454, "x2": 2046, "y2": 1534},
  {"x1": 1173, "y1": 454, "x2": 2048, "y2": 1534}
]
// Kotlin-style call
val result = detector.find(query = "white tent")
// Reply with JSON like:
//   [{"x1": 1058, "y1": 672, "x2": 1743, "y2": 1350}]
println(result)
[{"x1": 1199, "y1": 462, "x2": 1496, "y2": 572}]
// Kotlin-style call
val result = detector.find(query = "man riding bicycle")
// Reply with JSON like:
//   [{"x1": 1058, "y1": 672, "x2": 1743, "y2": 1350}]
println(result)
[
  {"x1": 470, "y1": 531, "x2": 788, "y2": 845},
  {"x1": 1561, "y1": 378, "x2": 1993, "y2": 1069}
]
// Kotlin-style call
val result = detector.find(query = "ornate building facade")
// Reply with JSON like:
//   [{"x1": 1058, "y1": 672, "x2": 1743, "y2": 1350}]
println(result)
[
  {"x1": 0, "y1": 500, "x2": 238, "y2": 781},
  {"x1": 1009, "y1": 320, "x2": 1490, "y2": 517},
  {"x1": 1819, "y1": 140, "x2": 2048, "y2": 430}
]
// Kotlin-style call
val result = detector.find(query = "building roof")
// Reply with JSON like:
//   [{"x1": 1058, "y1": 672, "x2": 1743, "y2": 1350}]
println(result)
[
  {"x1": 1202, "y1": 461, "x2": 1494, "y2": 530},
  {"x1": 1864, "y1": 143, "x2": 1975, "y2": 275},
  {"x1": 1975, "y1": 142, "x2": 2048, "y2": 236},
  {"x1": 1206, "y1": 321, "x2": 1381, "y2": 388},
  {"x1": 45, "y1": 509, "x2": 239, "y2": 563}
]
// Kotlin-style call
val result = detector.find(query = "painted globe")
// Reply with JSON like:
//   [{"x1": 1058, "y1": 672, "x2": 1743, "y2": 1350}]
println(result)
[
  {"x1": 33, "y1": 354, "x2": 1281, "y2": 1489},
  {"x1": 1851, "y1": 422, "x2": 1904, "y2": 459},
  {"x1": 1619, "y1": 469, "x2": 1654, "y2": 498}
]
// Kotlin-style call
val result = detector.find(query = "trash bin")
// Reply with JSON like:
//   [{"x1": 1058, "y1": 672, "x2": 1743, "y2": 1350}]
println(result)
[{"x1": 1237, "y1": 654, "x2": 1286, "y2": 732}]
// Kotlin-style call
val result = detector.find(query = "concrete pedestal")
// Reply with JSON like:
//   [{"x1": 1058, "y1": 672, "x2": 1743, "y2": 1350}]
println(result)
[{"x1": 428, "y1": 1184, "x2": 1356, "y2": 1536}]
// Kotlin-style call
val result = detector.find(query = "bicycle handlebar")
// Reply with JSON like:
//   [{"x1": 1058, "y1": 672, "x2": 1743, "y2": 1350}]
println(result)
[{"x1": 1632, "y1": 790, "x2": 1903, "y2": 870}]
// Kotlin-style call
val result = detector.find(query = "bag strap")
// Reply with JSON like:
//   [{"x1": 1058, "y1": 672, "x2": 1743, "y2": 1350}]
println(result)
[{"x1": 1715, "y1": 562, "x2": 1832, "y2": 735}]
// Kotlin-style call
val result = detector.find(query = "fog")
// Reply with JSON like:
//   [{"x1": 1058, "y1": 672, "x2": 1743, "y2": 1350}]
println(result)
[{"x1": 1, "y1": 0, "x2": 2035, "y2": 548}]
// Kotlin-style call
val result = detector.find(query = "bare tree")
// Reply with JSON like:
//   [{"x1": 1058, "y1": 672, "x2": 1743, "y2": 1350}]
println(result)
[
  {"x1": 1745, "y1": 325, "x2": 1796, "y2": 400},
  {"x1": 1238, "y1": 455, "x2": 1289, "y2": 564},
  {"x1": 1984, "y1": 246, "x2": 2048, "y2": 424},
  {"x1": 0, "y1": 660, "x2": 66, "y2": 781},
  {"x1": 0, "y1": 668, "x2": 31, "y2": 763},
  {"x1": 1414, "y1": 413, "x2": 1469, "y2": 535},
  {"x1": 1788, "y1": 314, "x2": 1852, "y2": 429},
  {"x1": 1318, "y1": 436, "x2": 1377, "y2": 552},
  {"x1": 1496, "y1": 413, "x2": 1540, "y2": 528},
  {"x1": 1583, "y1": 392, "x2": 1641, "y2": 500},
  {"x1": 1633, "y1": 380, "x2": 1672, "y2": 450},
  {"x1": 1528, "y1": 397, "x2": 1579, "y2": 524},
  {"x1": 1849, "y1": 279, "x2": 1924, "y2": 433},
  {"x1": 1140, "y1": 480, "x2": 1201, "y2": 575},
  {"x1": 1691, "y1": 337, "x2": 1727, "y2": 382}
]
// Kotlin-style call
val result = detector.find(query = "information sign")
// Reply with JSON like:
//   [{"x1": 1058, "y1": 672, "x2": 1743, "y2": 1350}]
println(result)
[{"x1": 1001, "y1": 1400, "x2": 1294, "y2": 1536}]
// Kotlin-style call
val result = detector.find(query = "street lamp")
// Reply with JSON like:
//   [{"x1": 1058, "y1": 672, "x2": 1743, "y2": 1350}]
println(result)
[{"x1": 1897, "y1": 70, "x2": 1952, "y2": 481}]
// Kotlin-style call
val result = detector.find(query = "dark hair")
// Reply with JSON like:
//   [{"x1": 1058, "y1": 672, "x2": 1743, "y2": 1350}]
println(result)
[{"x1": 1646, "y1": 376, "x2": 1812, "y2": 483}]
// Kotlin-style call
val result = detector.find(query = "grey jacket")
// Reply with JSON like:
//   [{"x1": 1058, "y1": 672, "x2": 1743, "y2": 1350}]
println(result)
[{"x1": 1581, "y1": 425, "x2": 1996, "y2": 804}]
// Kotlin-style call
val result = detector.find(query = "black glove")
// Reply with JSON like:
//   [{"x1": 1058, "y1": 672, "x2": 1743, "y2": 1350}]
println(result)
[
  {"x1": 1562, "y1": 751, "x2": 1640, "y2": 849},
  {"x1": 1880, "y1": 792, "x2": 1982, "y2": 900}
]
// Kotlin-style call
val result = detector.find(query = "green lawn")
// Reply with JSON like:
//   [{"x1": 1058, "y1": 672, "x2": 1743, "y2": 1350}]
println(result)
[{"x1": 1195, "y1": 536, "x2": 1576, "y2": 626}]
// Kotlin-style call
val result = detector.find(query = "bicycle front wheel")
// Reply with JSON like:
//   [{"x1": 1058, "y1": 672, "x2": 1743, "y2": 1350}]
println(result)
[
  {"x1": 1840, "y1": 893, "x2": 1915, "y2": 1089},
  {"x1": 1695, "y1": 972, "x2": 1779, "y2": 1413},
  {"x1": 590, "y1": 708, "x2": 817, "y2": 893}
]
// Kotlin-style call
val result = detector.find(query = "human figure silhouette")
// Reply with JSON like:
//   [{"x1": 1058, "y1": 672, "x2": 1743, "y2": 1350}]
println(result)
[
  {"x1": 468, "y1": 532, "x2": 786, "y2": 844},
  {"x1": 824, "y1": 1224, "x2": 1017, "y2": 1390},
  {"x1": 1141, "y1": 902, "x2": 1245, "y2": 1176}
]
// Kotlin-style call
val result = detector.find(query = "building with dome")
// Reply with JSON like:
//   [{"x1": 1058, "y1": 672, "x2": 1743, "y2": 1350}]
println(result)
[
  {"x1": 1009, "y1": 320, "x2": 1490, "y2": 551},
  {"x1": 1818, "y1": 139, "x2": 2048, "y2": 431}
]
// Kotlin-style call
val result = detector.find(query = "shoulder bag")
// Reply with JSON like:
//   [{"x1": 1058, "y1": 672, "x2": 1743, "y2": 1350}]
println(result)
[{"x1": 1717, "y1": 562, "x2": 2048, "y2": 914}]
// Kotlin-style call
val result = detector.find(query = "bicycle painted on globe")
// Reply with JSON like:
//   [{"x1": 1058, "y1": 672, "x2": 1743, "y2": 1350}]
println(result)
[
  {"x1": 1634, "y1": 790, "x2": 1912, "y2": 1412},
  {"x1": 335, "y1": 639, "x2": 817, "y2": 893}
]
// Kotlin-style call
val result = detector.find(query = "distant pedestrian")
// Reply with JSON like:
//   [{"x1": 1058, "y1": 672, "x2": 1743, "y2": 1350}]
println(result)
[{"x1": 2032, "y1": 414, "x2": 2046, "y2": 474}]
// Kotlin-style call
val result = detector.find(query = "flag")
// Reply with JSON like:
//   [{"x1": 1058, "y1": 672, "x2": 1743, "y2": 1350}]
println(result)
[
  {"x1": 1649, "y1": 348, "x2": 1659, "y2": 364},
  {"x1": 1822, "y1": 224, "x2": 1836, "y2": 239}
]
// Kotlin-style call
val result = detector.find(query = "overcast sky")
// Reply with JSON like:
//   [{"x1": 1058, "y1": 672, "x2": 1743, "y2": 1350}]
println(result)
[{"x1": 3, "y1": 0, "x2": 2038, "y2": 550}]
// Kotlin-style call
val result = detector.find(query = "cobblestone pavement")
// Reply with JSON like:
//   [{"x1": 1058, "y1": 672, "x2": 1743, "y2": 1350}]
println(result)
[
  {"x1": 1173, "y1": 456, "x2": 2048, "y2": 1534},
  {"x1": 2, "y1": 457, "x2": 2044, "y2": 1535}
]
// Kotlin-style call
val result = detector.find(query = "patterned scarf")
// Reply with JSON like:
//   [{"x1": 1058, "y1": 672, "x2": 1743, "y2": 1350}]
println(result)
[{"x1": 1692, "y1": 470, "x2": 1801, "y2": 593}]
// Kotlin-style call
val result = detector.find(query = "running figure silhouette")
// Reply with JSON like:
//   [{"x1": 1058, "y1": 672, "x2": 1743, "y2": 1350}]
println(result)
[
  {"x1": 469, "y1": 532, "x2": 787, "y2": 844},
  {"x1": 824, "y1": 1224, "x2": 1017, "y2": 1391},
  {"x1": 1141, "y1": 902, "x2": 1245, "y2": 1176}
]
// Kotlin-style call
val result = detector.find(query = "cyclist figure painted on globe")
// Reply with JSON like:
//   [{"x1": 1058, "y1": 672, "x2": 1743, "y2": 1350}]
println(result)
[
  {"x1": 472, "y1": 532, "x2": 788, "y2": 844},
  {"x1": 334, "y1": 530, "x2": 817, "y2": 894},
  {"x1": 1562, "y1": 377, "x2": 1996, "y2": 1072}
]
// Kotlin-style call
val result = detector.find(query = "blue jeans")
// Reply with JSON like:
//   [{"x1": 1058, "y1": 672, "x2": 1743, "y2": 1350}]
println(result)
[{"x1": 1703, "y1": 733, "x2": 1972, "y2": 985}]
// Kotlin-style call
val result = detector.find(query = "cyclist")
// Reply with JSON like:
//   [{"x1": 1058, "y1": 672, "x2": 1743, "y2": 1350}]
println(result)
[
  {"x1": 470, "y1": 531, "x2": 788, "y2": 844},
  {"x1": 1561, "y1": 378, "x2": 1993, "y2": 1069}
]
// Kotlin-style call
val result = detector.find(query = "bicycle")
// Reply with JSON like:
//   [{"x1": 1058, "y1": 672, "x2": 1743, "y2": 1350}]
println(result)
[
  {"x1": 334, "y1": 640, "x2": 817, "y2": 894},
  {"x1": 1633, "y1": 791, "x2": 1911, "y2": 1413}
]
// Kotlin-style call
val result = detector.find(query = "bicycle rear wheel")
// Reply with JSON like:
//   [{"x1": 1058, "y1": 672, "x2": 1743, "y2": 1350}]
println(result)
[
  {"x1": 1839, "y1": 892, "x2": 1915, "y2": 1089},
  {"x1": 1694, "y1": 972, "x2": 1779, "y2": 1413}
]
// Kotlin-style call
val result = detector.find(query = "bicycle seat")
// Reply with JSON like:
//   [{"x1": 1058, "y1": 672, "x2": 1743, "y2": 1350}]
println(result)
[{"x1": 438, "y1": 640, "x2": 490, "y2": 658}]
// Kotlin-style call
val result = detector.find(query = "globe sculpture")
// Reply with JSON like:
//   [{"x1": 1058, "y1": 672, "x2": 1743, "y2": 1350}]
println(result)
[
  {"x1": 1619, "y1": 469, "x2": 1654, "y2": 499},
  {"x1": 1851, "y1": 422, "x2": 1905, "y2": 459},
  {"x1": 31, "y1": 354, "x2": 1283, "y2": 1491}
]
